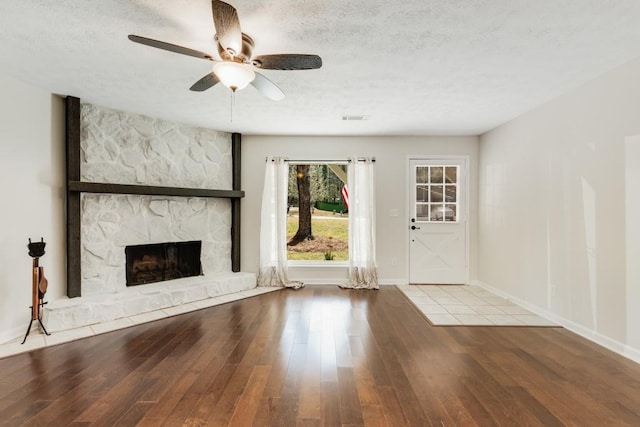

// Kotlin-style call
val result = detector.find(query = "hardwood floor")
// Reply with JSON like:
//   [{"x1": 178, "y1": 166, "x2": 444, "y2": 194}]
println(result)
[{"x1": 1, "y1": 285, "x2": 639, "y2": 426}]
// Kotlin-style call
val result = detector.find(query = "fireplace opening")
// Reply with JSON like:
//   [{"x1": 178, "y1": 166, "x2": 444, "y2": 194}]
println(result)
[{"x1": 125, "y1": 241, "x2": 202, "y2": 286}]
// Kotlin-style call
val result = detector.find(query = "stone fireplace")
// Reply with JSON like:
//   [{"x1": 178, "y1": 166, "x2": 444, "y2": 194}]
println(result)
[
  {"x1": 43, "y1": 101, "x2": 255, "y2": 332},
  {"x1": 80, "y1": 193, "x2": 231, "y2": 296}
]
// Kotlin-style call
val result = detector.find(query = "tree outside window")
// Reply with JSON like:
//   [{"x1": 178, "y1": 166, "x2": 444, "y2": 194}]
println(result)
[{"x1": 287, "y1": 163, "x2": 349, "y2": 261}]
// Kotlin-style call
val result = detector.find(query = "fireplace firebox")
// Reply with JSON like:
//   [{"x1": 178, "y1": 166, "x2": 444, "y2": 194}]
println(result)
[{"x1": 125, "y1": 241, "x2": 202, "y2": 286}]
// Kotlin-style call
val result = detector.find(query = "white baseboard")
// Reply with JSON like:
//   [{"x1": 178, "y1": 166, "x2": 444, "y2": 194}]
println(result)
[
  {"x1": 292, "y1": 279, "x2": 407, "y2": 286},
  {"x1": 471, "y1": 280, "x2": 640, "y2": 364},
  {"x1": 379, "y1": 279, "x2": 408, "y2": 286},
  {"x1": 296, "y1": 279, "x2": 344, "y2": 286},
  {"x1": 624, "y1": 345, "x2": 640, "y2": 362}
]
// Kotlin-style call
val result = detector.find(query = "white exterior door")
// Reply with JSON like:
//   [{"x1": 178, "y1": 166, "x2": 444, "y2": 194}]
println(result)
[{"x1": 409, "y1": 158, "x2": 468, "y2": 284}]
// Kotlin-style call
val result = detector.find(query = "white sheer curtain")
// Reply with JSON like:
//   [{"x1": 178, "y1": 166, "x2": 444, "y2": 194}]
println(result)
[
  {"x1": 341, "y1": 158, "x2": 378, "y2": 289},
  {"x1": 257, "y1": 157, "x2": 303, "y2": 289}
]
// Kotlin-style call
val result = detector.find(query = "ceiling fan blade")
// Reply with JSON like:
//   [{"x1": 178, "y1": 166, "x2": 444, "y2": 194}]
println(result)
[
  {"x1": 211, "y1": 0, "x2": 242, "y2": 56},
  {"x1": 128, "y1": 35, "x2": 214, "y2": 61},
  {"x1": 251, "y1": 72, "x2": 285, "y2": 101},
  {"x1": 190, "y1": 72, "x2": 220, "y2": 92},
  {"x1": 252, "y1": 54, "x2": 322, "y2": 70}
]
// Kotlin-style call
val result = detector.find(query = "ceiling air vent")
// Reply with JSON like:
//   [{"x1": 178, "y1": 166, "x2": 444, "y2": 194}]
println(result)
[{"x1": 342, "y1": 115, "x2": 370, "y2": 121}]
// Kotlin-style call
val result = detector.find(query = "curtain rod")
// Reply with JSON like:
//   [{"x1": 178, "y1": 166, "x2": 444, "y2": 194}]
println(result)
[{"x1": 266, "y1": 158, "x2": 375, "y2": 163}]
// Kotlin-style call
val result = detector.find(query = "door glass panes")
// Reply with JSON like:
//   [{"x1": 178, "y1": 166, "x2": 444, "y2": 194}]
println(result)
[
  {"x1": 445, "y1": 186, "x2": 456, "y2": 202},
  {"x1": 416, "y1": 186, "x2": 429, "y2": 202},
  {"x1": 414, "y1": 165, "x2": 459, "y2": 222},
  {"x1": 430, "y1": 185, "x2": 443, "y2": 202},
  {"x1": 430, "y1": 167, "x2": 443, "y2": 183},
  {"x1": 416, "y1": 167, "x2": 428, "y2": 184},
  {"x1": 416, "y1": 204, "x2": 429, "y2": 220},
  {"x1": 445, "y1": 167, "x2": 457, "y2": 184}
]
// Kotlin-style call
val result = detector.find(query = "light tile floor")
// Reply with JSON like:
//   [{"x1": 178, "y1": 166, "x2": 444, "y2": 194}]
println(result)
[
  {"x1": 397, "y1": 284, "x2": 557, "y2": 327},
  {"x1": 0, "y1": 287, "x2": 281, "y2": 360}
]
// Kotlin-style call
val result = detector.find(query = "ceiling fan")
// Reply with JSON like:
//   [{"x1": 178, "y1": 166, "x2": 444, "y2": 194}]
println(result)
[{"x1": 128, "y1": 0, "x2": 322, "y2": 101}]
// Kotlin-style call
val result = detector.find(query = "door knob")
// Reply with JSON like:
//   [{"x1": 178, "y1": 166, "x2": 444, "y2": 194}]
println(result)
[{"x1": 411, "y1": 225, "x2": 420, "y2": 230}]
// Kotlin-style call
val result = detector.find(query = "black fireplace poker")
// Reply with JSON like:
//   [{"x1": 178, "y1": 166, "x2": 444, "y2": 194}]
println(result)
[{"x1": 22, "y1": 238, "x2": 51, "y2": 344}]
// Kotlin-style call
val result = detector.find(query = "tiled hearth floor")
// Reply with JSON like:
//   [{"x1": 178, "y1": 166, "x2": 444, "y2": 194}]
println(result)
[
  {"x1": 397, "y1": 284, "x2": 558, "y2": 327},
  {"x1": 0, "y1": 287, "x2": 280, "y2": 360}
]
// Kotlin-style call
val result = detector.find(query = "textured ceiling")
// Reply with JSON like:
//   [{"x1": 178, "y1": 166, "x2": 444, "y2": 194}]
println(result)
[{"x1": 1, "y1": 0, "x2": 640, "y2": 136}]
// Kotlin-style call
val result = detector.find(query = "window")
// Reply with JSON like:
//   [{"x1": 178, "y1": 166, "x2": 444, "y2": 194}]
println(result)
[
  {"x1": 415, "y1": 165, "x2": 458, "y2": 222},
  {"x1": 287, "y1": 163, "x2": 349, "y2": 261}
]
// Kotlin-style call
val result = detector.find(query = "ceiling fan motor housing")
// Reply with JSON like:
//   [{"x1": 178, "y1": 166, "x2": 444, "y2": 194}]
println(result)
[{"x1": 216, "y1": 33, "x2": 254, "y2": 63}]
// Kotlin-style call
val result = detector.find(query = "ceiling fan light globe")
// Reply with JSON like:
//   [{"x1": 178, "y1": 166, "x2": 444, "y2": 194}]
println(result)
[{"x1": 213, "y1": 62, "x2": 255, "y2": 91}]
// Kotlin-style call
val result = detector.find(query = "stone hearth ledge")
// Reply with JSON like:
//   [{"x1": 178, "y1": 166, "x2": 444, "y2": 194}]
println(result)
[{"x1": 43, "y1": 272, "x2": 256, "y2": 332}]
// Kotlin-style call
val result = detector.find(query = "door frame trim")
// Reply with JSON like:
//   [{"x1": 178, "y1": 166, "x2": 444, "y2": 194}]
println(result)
[{"x1": 405, "y1": 155, "x2": 471, "y2": 284}]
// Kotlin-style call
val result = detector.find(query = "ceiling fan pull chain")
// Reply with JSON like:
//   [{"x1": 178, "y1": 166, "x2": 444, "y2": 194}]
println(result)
[{"x1": 230, "y1": 91, "x2": 234, "y2": 123}]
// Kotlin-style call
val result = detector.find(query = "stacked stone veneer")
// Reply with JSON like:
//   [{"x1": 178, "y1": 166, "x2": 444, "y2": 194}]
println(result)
[
  {"x1": 44, "y1": 103, "x2": 255, "y2": 332},
  {"x1": 80, "y1": 103, "x2": 232, "y2": 188}
]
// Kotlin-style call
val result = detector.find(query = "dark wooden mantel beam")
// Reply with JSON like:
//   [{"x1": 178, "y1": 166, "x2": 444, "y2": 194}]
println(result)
[{"x1": 68, "y1": 181, "x2": 244, "y2": 199}]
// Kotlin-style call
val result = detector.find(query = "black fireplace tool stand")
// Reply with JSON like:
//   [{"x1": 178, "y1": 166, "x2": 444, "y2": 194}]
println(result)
[{"x1": 22, "y1": 238, "x2": 51, "y2": 344}]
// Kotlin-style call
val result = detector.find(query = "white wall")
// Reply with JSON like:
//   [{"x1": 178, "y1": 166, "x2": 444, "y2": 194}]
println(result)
[
  {"x1": 478, "y1": 56, "x2": 640, "y2": 361},
  {"x1": 241, "y1": 135, "x2": 479, "y2": 284},
  {"x1": 0, "y1": 72, "x2": 65, "y2": 343}
]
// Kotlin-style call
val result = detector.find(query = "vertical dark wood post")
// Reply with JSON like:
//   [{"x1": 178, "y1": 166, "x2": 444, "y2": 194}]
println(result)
[
  {"x1": 231, "y1": 133, "x2": 241, "y2": 272},
  {"x1": 65, "y1": 96, "x2": 82, "y2": 297}
]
